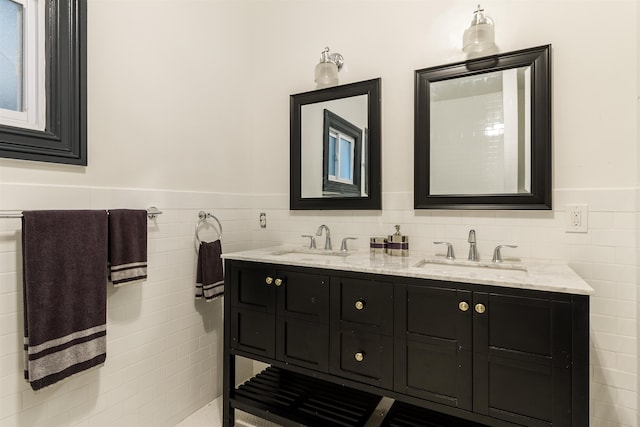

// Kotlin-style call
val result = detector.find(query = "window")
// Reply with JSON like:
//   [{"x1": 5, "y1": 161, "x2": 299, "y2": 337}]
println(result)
[
  {"x1": 0, "y1": 0, "x2": 86, "y2": 165},
  {"x1": 328, "y1": 129, "x2": 355, "y2": 185},
  {"x1": 322, "y1": 109, "x2": 363, "y2": 197},
  {"x1": 0, "y1": 0, "x2": 45, "y2": 131}
]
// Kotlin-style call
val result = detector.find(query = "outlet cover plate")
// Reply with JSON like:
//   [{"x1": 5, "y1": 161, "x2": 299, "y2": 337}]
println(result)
[{"x1": 565, "y1": 204, "x2": 588, "y2": 233}]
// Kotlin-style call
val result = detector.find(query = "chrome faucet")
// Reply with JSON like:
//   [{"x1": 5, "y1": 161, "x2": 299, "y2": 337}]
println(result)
[
  {"x1": 468, "y1": 229, "x2": 478, "y2": 261},
  {"x1": 492, "y1": 245, "x2": 518, "y2": 263},
  {"x1": 340, "y1": 237, "x2": 357, "y2": 252},
  {"x1": 316, "y1": 224, "x2": 332, "y2": 250},
  {"x1": 301, "y1": 235, "x2": 317, "y2": 249}
]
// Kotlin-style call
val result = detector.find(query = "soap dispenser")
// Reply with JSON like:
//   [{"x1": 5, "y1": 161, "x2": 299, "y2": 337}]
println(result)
[{"x1": 387, "y1": 225, "x2": 409, "y2": 256}]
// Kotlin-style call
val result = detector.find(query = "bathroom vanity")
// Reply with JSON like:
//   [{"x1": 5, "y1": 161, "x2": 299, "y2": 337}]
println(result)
[{"x1": 222, "y1": 247, "x2": 592, "y2": 427}]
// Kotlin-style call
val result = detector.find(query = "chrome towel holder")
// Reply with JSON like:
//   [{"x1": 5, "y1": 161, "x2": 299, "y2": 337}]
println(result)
[
  {"x1": 195, "y1": 211, "x2": 222, "y2": 254},
  {"x1": 0, "y1": 206, "x2": 163, "y2": 219}
]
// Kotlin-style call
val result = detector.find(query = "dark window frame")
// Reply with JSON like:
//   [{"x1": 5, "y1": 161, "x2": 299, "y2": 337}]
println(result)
[
  {"x1": 322, "y1": 109, "x2": 363, "y2": 197},
  {"x1": 0, "y1": 0, "x2": 87, "y2": 165}
]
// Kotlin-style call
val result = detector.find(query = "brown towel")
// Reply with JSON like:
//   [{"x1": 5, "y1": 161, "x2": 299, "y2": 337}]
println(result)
[
  {"x1": 108, "y1": 209, "x2": 147, "y2": 287},
  {"x1": 22, "y1": 210, "x2": 108, "y2": 390},
  {"x1": 195, "y1": 240, "x2": 224, "y2": 301}
]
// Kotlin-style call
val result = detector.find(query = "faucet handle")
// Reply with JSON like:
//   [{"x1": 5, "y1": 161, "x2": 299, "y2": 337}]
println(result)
[
  {"x1": 492, "y1": 245, "x2": 518, "y2": 263},
  {"x1": 467, "y1": 229, "x2": 476, "y2": 243},
  {"x1": 340, "y1": 237, "x2": 357, "y2": 252},
  {"x1": 301, "y1": 235, "x2": 317, "y2": 249},
  {"x1": 434, "y1": 242, "x2": 456, "y2": 260}
]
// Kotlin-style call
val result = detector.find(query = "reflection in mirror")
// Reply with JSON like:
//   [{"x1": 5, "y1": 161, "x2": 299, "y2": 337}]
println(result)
[
  {"x1": 301, "y1": 97, "x2": 367, "y2": 198},
  {"x1": 291, "y1": 78, "x2": 381, "y2": 210},
  {"x1": 415, "y1": 45, "x2": 551, "y2": 210},
  {"x1": 430, "y1": 67, "x2": 531, "y2": 195},
  {"x1": 322, "y1": 108, "x2": 365, "y2": 197}
]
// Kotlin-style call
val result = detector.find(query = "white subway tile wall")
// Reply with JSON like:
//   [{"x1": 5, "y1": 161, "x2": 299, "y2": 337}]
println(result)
[
  {"x1": 0, "y1": 184, "x2": 637, "y2": 426},
  {"x1": 0, "y1": 185, "x2": 253, "y2": 427}
]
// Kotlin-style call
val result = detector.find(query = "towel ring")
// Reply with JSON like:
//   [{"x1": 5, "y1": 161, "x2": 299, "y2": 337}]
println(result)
[{"x1": 195, "y1": 211, "x2": 223, "y2": 254}]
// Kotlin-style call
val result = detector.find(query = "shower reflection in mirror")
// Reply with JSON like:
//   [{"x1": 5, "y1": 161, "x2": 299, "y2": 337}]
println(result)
[{"x1": 429, "y1": 66, "x2": 531, "y2": 195}]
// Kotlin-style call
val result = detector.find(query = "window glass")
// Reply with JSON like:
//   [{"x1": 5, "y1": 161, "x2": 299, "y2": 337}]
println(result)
[
  {"x1": 0, "y1": 0, "x2": 24, "y2": 111},
  {"x1": 339, "y1": 136, "x2": 352, "y2": 181},
  {"x1": 328, "y1": 134, "x2": 336, "y2": 176}
]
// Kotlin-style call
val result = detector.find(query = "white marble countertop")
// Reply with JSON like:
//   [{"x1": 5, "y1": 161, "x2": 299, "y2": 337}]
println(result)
[{"x1": 222, "y1": 245, "x2": 594, "y2": 296}]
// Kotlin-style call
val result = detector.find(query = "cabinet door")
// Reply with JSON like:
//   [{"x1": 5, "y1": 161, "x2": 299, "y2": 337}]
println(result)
[
  {"x1": 394, "y1": 283, "x2": 473, "y2": 411},
  {"x1": 473, "y1": 292, "x2": 572, "y2": 427},
  {"x1": 230, "y1": 263, "x2": 277, "y2": 312},
  {"x1": 276, "y1": 270, "x2": 330, "y2": 371},
  {"x1": 229, "y1": 263, "x2": 277, "y2": 358}
]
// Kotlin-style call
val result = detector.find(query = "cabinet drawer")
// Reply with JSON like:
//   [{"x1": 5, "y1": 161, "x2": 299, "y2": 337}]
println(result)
[
  {"x1": 331, "y1": 277, "x2": 393, "y2": 333},
  {"x1": 330, "y1": 329, "x2": 393, "y2": 389}
]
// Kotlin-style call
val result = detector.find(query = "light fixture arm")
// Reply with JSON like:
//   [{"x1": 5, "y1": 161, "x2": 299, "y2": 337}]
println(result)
[{"x1": 319, "y1": 47, "x2": 344, "y2": 71}]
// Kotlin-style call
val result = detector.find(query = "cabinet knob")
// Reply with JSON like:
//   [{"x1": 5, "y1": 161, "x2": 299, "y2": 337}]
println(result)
[
  {"x1": 475, "y1": 303, "x2": 486, "y2": 314},
  {"x1": 265, "y1": 276, "x2": 273, "y2": 285},
  {"x1": 459, "y1": 301, "x2": 469, "y2": 312},
  {"x1": 354, "y1": 352, "x2": 365, "y2": 362},
  {"x1": 355, "y1": 300, "x2": 365, "y2": 310},
  {"x1": 274, "y1": 278, "x2": 283, "y2": 287}
]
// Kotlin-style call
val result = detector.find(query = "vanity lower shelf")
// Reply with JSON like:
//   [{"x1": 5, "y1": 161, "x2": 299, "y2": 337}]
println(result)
[
  {"x1": 233, "y1": 366, "x2": 490, "y2": 427},
  {"x1": 232, "y1": 366, "x2": 382, "y2": 426}
]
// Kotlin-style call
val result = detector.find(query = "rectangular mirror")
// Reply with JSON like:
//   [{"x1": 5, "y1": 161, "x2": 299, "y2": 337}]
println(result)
[
  {"x1": 291, "y1": 78, "x2": 381, "y2": 210},
  {"x1": 415, "y1": 45, "x2": 551, "y2": 210}
]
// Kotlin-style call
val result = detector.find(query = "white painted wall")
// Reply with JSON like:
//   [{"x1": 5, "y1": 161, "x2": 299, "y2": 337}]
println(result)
[{"x1": 0, "y1": 1, "x2": 639, "y2": 426}]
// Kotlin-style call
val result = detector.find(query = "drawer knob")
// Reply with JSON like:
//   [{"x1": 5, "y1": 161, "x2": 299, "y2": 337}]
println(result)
[
  {"x1": 355, "y1": 300, "x2": 365, "y2": 310},
  {"x1": 475, "y1": 303, "x2": 486, "y2": 314},
  {"x1": 265, "y1": 276, "x2": 273, "y2": 285},
  {"x1": 458, "y1": 301, "x2": 469, "y2": 312},
  {"x1": 275, "y1": 278, "x2": 283, "y2": 287},
  {"x1": 354, "y1": 352, "x2": 365, "y2": 362}
]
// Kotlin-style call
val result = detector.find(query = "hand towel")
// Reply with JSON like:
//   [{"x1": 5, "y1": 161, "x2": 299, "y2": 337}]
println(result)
[
  {"x1": 195, "y1": 240, "x2": 224, "y2": 301},
  {"x1": 22, "y1": 210, "x2": 108, "y2": 390},
  {"x1": 108, "y1": 209, "x2": 147, "y2": 287}
]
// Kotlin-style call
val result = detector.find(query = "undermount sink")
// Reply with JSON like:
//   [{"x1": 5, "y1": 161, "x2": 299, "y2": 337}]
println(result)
[
  {"x1": 270, "y1": 248, "x2": 350, "y2": 261},
  {"x1": 414, "y1": 259, "x2": 528, "y2": 279}
]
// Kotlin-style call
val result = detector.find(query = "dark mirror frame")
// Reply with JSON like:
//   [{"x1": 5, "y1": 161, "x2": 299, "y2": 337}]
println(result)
[
  {"x1": 0, "y1": 0, "x2": 87, "y2": 166},
  {"x1": 290, "y1": 78, "x2": 381, "y2": 210},
  {"x1": 414, "y1": 45, "x2": 551, "y2": 210}
]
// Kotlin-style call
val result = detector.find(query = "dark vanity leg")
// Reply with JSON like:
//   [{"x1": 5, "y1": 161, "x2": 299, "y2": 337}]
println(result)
[
  {"x1": 572, "y1": 295, "x2": 590, "y2": 427},
  {"x1": 222, "y1": 270, "x2": 235, "y2": 427}
]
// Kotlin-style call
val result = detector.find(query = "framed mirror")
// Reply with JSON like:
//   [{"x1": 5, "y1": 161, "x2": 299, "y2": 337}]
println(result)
[
  {"x1": 291, "y1": 78, "x2": 381, "y2": 210},
  {"x1": 414, "y1": 45, "x2": 551, "y2": 210}
]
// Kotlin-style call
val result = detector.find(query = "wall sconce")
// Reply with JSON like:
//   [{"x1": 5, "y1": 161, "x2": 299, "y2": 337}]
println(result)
[
  {"x1": 314, "y1": 47, "x2": 344, "y2": 89},
  {"x1": 462, "y1": 4, "x2": 497, "y2": 58}
]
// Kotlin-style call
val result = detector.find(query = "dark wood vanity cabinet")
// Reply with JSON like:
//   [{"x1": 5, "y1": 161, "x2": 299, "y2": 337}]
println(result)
[{"x1": 224, "y1": 260, "x2": 589, "y2": 427}]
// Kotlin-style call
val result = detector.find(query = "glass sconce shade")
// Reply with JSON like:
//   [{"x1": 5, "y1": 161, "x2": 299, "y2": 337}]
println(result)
[
  {"x1": 463, "y1": 5, "x2": 496, "y2": 54},
  {"x1": 314, "y1": 47, "x2": 344, "y2": 88},
  {"x1": 315, "y1": 62, "x2": 339, "y2": 88}
]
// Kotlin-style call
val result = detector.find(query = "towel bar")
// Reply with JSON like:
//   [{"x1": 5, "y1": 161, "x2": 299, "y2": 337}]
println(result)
[
  {"x1": 0, "y1": 207, "x2": 163, "y2": 220},
  {"x1": 195, "y1": 211, "x2": 223, "y2": 254}
]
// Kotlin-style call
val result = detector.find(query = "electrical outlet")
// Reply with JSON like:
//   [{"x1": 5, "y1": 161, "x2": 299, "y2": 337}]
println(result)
[
  {"x1": 565, "y1": 204, "x2": 588, "y2": 233},
  {"x1": 259, "y1": 212, "x2": 267, "y2": 228}
]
